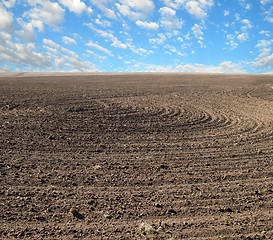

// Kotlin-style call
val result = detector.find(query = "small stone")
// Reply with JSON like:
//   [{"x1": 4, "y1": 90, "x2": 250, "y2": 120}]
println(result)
[
  {"x1": 94, "y1": 165, "x2": 102, "y2": 170},
  {"x1": 167, "y1": 209, "x2": 177, "y2": 215},
  {"x1": 70, "y1": 208, "x2": 78, "y2": 216},
  {"x1": 70, "y1": 208, "x2": 85, "y2": 219},
  {"x1": 257, "y1": 149, "x2": 263, "y2": 154},
  {"x1": 139, "y1": 222, "x2": 156, "y2": 234},
  {"x1": 104, "y1": 214, "x2": 111, "y2": 219},
  {"x1": 154, "y1": 203, "x2": 163, "y2": 208}
]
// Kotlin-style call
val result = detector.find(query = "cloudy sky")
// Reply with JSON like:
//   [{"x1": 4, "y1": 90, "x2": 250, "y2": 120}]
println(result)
[{"x1": 0, "y1": 0, "x2": 273, "y2": 73}]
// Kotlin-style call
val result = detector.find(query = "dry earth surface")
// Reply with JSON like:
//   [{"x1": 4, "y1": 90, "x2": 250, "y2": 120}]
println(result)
[{"x1": 0, "y1": 73, "x2": 273, "y2": 239}]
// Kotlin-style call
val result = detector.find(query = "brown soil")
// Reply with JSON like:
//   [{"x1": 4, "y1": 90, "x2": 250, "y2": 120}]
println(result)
[{"x1": 1, "y1": 73, "x2": 273, "y2": 239}]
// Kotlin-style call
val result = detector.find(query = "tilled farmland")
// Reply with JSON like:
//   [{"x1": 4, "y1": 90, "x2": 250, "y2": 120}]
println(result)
[{"x1": 1, "y1": 73, "x2": 273, "y2": 239}]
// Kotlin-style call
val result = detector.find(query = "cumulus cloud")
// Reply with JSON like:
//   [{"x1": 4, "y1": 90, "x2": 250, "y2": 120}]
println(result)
[
  {"x1": 176, "y1": 61, "x2": 246, "y2": 73},
  {"x1": 253, "y1": 40, "x2": 273, "y2": 70},
  {"x1": 241, "y1": 19, "x2": 252, "y2": 30},
  {"x1": 90, "y1": 0, "x2": 117, "y2": 18},
  {"x1": 256, "y1": 40, "x2": 273, "y2": 49},
  {"x1": 260, "y1": 0, "x2": 272, "y2": 4},
  {"x1": 26, "y1": 0, "x2": 65, "y2": 30},
  {"x1": 95, "y1": 18, "x2": 112, "y2": 27},
  {"x1": 191, "y1": 24, "x2": 204, "y2": 46},
  {"x1": 129, "y1": 61, "x2": 246, "y2": 73},
  {"x1": 16, "y1": 20, "x2": 37, "y2": 42},
  {"x1": 0, "y1": 4, "x2": 13, "y2": 30},
  {"x1": 62, "y1": 36, "x2": 77, "y2": 44},
  {"x1": 264, "y1": 6, "x2": 273, "y2": 23},
  {"x1": 259, "y1": 30, "x2": 270, "y2": 37},
  {"x1": 116, "y1": 0, "x2": 155, "y2": 20},
  {"x1": 98, "y1": 30, "x2": 127, "y2": 49},
  {"x1": 161, "y1": 0, "x2": 214, "y2": 19},
  {"x1": 58, "y1": 0, "x2": 93, "y2": 15},
  {"x1": 87, "y1": 49, "x2": 107, "y2": 60},
  {"x1": 43, "y1": 38, "x2": 96, "y2": 71},
  {"x1": 158, "y1": 7, "x2": 183, "y2": 30},
  {"x1": 136, "y1": 20, "x2": 159, "y2": 30},
  {"x1": 239, "y1": 0, "x2": 251, "y2": 9},
  {"x1": 225, "y1": 34, "x2": 238, "y2": 49},
  {"x1": 0, "y1": 32, "x2": 52, "y2": 70},
  {"x1": 144, "y1": 64, "x2": 175, "y2": 72},
  {"x1": 253, "y1": 52, "x2": 273, "y2": 70},
  {"x1": 2, "y1": 0, "x2": 16, "y2": 8},
  {"x1": 224, "y1": 10, "x2": 229, "y2": 16},
  {"x1": 86, "y1": 24, "x2": 127, "y2": 49},
  {"x1": 164, "y1": 44, "x2": 183, "y2": 55},
  {"x1": 86, "y1": 41, "x2": 113, "y2": 55},
  {"x1": 236, "y1": 18, "x2": 253, "y2": 42},
  {"x1": 0, "y1": 65, "x2": 12, "y2": 72},
  {"x1": 160, "y1": 0, "x2": 183, "y2": 9},
  {"x1": 184, "y1": 0, "x2": 214, "y2": 19},
  {"x1": 237, "y1": 33, "x2": 247, "y2": 42},
  {"x1": 149, "y1": 33, "x2": 167, "y2": 45}
]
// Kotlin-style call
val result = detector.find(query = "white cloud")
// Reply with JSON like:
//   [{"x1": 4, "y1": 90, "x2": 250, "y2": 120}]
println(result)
[
  {"x1": 224, "y1": 10, "x2": 229, "y2": 16},
  {"x1": 100, "y1": 30, "x2": 127, "y2": 49},
  {"x1": 86, "y1": 49, "x2": 106, "y2": 60},
  {"x1": 26, "y1": 0, "x2": 65, "y2": 30},
  {"x1": 158, "y1": 7, "x2": 183, "y2": 30},
  {"x1": 87, "y1": 25, "x2": 127, "y2": 49},
  {"x1": 0, "y1": 4, "x2": 13, "y2": 30},
  {"x1": 160, "y1": 0, "x2": 183, "y2": 9},
  {"x1": 191, "y1": 23, "x2": 204, "y2": 46},
  {"x1": 62, "y1": 36, "x2": 77, "y2": 44},
  {"x1": 241, "y1": 19, "x2": 252, "y2": 29},
  {"x1": 125, "y1": 41, "x2": 152, "y2": 56},
  {"x1": 177, "y1": 36, "x2": 183, "y2": 42},
  {"x1": 260, "y1": 0, "x2": 272, "y2": 4},
  {"x1": 256, "y1": 40, "x2": 273, "y2": 49},
  {"x1": 86, "y1": 41, "x2": 113, "y2": 55},
  {"x1": 176, "y1": 61, "x2": 246, "y2": 73},
  {"x1": 58, "y1": 0, "x2": 92, "y2": 15},
  {"x1": 0, "y1": 65, "x2": 12, "y2": 71},
  {"x1": 95, "y1": 18, "x2": 112, "y2": 27},
  {"x1": 2, "y1": 0, "x2": 16, "y2": 8},
  {"x1": 237, "y1": 33, "x2": 247, "y2": 42},
  {"x1": 253, "y1": 51, "x2": 273, "y2": 70},
  {"x1": 128, "y1": 61, "x2": 246, "y2": 73},
  {"x1": 149, "y1": 33, "x2": 167, "y2": 45},
  {"x1": 252, "y1": 40, "x2": 273, "y2": 70},
  {"x1": 116, "y1": 0, "x2": 155, "y2": 20},
  {"x1": 159, "y1": 6, "x2": 176, "y2": 16},
  {"x1": 264, "y1": 6, "x2": 273, "y2": 23},
  {"x1": 225, "y1": 34, "x2": 238, "y2": 49},
  {"x1": 43, "y1": 38, "x2": 96, "y2": 71},
  {"x1": 184, "y1": 0, "x2": 214, "y2": 19},
  {"x1": 16, "y1": 20, "x2": 36, "y2": 42},
  {"x1": 15, "y1": 16, "x2": 44, "y2": 42},
  {"x1": 239, "y1": 0, "x2": 251, "y2": 9},
  {"x1": 236, "y1": 18, "x2": 252, "y2": 42},
  {"x1": 90, "y1": 0, "x2": 117, "y2": 18},
  {"x1": 164, "y1": 44, "x2": 183, "y2": 55},
  {"x1": 136, "y1": 20, "x2": 159, "y2": 30},
  {"x1": 0, "y1": 32, "x2": 52, "y2": 70},
  {"x1": 259, "y1": 30, "x2": 270, "y2": 37},
  {"x1": 131, "y1": 47, "x2": 147, "y2": 55},
  {"x1": 144, "y1": 64, "x2": 175, "y2": 72}
]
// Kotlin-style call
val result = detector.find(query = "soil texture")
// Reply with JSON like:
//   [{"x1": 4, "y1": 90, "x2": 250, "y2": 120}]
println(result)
[{"x1": 1, "y1": 73, "x2": 273, "y2": 239}]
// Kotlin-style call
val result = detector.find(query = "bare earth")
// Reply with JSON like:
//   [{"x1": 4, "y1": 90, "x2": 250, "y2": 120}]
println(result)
[{"x1": 0, "y1": 73, "x2": 273, "y2": 239}]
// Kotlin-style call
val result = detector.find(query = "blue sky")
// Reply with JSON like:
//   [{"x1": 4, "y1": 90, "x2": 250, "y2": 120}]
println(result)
[{"x1": 0, "y1": 0, "x2": 273, "y2": 73}]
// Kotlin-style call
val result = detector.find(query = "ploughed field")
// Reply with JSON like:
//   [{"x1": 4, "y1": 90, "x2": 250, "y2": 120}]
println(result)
[{"x1": 1, "y1": 73, "x2": 273, "y2": 239}]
